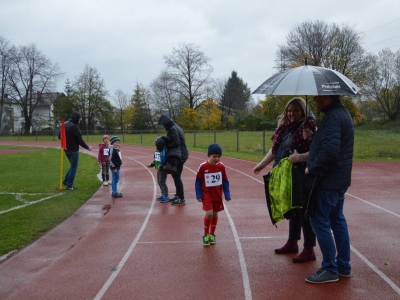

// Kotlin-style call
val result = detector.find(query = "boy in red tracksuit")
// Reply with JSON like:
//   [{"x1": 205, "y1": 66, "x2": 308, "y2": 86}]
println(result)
[{"x1": 195, "y1": 143, "x2": 231, "y2": 246}]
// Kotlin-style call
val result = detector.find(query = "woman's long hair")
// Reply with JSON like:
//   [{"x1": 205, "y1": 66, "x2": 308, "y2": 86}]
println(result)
[{"x1": 277, "y1": 97, "x2": 311, "y2": 126}]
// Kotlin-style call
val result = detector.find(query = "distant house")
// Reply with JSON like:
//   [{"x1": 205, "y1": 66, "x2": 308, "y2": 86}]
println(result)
[{"x1": 1, "y1": 92, "x2": 65, "y2": 133}]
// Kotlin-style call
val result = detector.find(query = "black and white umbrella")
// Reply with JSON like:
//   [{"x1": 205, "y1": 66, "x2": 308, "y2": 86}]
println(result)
[{"x1": 253, "y1": 65, "x2": 360, "y2": 96}]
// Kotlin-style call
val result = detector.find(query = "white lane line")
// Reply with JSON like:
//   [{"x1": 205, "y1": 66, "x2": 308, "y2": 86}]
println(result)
[
  {"x1": 113, "y1": 149, "x2": 400, "y2": 297},
  {"x1": 346, "y1": 192, "x2": 400, "y2": 218},
  {"x1": 224, "y1": 204, "x2": 253, "y2": 300},
  {"x1": 136, "y1": 236, "x2": 287, "y2": 244},
  {"x1": 351, "y1": 245, "x2": 400, "y2": 296},
  {"x1": 185, "y1": 166, "x2": 253, "y2": 300},
  {"x1": 0, "y1": 193, "x2": 63, "y2": 215},
  {"x1": 93, "y1": 157, "x2": 157, "y2": 300}
]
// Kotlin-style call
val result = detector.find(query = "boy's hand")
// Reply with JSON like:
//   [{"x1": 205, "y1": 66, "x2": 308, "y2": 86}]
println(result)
[
  {"x1": 197, "y1": 199, "x2": 202, "y2": 202},
  {"x1": 113, "y1": 169, "x2": 117, "y2": 173},
  {"x1": 226, "y1": 198, "x2": 231, "y2": 201},
  {"x1": 146, "y1": 164, "x2": 151, "y2": 168}
]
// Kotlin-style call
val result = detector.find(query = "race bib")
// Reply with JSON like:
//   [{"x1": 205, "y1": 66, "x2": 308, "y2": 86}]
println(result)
[
  {"x1": 103, "y1": 148, "x2": 110, "y2": 156},
  {"x1": 205, "y1": 171, "x2": 222, "y2": 187},
  {"x1": 155, "y1": 152, "x2": 161, "y2": 162}
]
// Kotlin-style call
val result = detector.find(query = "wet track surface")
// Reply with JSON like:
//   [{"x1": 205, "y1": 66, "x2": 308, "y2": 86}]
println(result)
[{"x1": 0, "y1": 142, "x2": 399, "y2": 300}]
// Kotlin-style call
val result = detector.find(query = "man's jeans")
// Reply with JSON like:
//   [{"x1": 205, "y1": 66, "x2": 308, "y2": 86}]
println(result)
[
  {"x1": 310, "y1": 188, "x2": 351, "y2": 274},
  {"x1": 111, "y1": 168, "x2": 120, "y2": 195},
  {"x1": 64, "y1": 151, "x2": 79, "y2": 188}
]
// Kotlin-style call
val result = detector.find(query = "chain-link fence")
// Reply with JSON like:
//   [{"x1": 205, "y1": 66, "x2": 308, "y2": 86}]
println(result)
[{"x1": 0, "y1": 129, "x2": 399, "y2": 160}]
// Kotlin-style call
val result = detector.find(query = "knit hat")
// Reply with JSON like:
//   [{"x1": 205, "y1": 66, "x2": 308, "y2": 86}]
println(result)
[
  {"x1": 110, "y1": 136, "x2": 120, "y2": 145},
  {"x1": 102, "y1": 135, "x2": 109, "y2": 141},
  {"x1": 208, "y1": 143, "x2": 222, "y2": 156}
]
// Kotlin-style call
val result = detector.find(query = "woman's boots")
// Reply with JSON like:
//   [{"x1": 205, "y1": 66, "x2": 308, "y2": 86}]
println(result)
[
  {"x1": 274, "y1": 240, "x2": 299, "y2": 254},
  {"x1": 275, "y1": 240, "x2": 316, "y2": 263},
  {"x1": 292, "y1": 246, "x2": 316, "y2": 263}
]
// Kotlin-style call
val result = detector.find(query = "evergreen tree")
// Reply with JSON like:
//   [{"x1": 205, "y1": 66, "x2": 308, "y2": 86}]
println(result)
[
  {"x1": 220, "y1": 71, "x2": 251, "y2": 127},
  {"x1": 130, "y1": 83, "x2": 152, "y2": 130}
]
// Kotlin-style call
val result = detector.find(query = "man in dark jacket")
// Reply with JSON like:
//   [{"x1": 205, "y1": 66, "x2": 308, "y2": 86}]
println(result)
[
  {"x1": 305, "y1": 95, "x2": 353, "y2": 283},
  {"x1": 59, "y1": 112, "x2": 92, "y2": 190},
  {"x1": 158, "y1": 114, "x2": 189, "y2": 205}
]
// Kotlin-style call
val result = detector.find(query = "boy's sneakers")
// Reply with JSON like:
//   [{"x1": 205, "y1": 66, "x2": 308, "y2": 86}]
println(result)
[
  {"x1": 162, "y1": 163, "x2": 178, "y2": 174},
  {"x1": 203, "y1": 235, "x2": 210, "y2": 246},
  {"x1": 157, "y1": 195, "x2": 164, "y2": 201},
  {"x1": 112, "y1": 192, "x2": 123, "y2": 198},
  {"x1": 209, "y1": 234, "x2": 216, "y2": 245},
  {"x1": 103, "y1": 181, "x2": 109, "y2": 186},
  {"x1": 170, "y1": 196, "x2": 185, "y2": 205},
  {"x1": 305, "y1": 268, "x2": 339, "y2": 283},
  {"x1": 159, "y1": 196, "x2": 170, "y2": 203}
]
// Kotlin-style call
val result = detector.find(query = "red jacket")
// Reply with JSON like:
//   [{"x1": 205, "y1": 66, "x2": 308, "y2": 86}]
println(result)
[{"x1": 98, "y1": 143, "x2": 110, "y2": 163}]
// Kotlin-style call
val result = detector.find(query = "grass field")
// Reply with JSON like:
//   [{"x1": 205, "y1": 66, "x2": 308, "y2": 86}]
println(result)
[
  {"x1": 1, "y1": 129, "x2": 399, "y2": 161},
  {"x1": 0, "y1": 147, "x2": 100, "y2": 257}
]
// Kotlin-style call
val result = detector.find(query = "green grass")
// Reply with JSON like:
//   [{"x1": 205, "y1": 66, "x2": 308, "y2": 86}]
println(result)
[
  {"x1": 2, "y1": 128, "x2": 398, "y2": 161},
  {"x1": 0, "y1": 147, "x2": 100, "y2": 256}
]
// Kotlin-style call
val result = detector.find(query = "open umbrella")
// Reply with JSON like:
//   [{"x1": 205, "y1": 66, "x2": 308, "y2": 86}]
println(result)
[{"x1": 253, "y1": 65, "x2": 360, "y2": 96}]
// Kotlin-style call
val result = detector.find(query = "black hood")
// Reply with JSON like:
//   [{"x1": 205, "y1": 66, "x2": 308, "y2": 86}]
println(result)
[
  {"x1": 70, "y1": 112, "x2": 81, "y2": 124},
  {"x1": 157, "y1": 114, "x2": 174, "y2": 129}
]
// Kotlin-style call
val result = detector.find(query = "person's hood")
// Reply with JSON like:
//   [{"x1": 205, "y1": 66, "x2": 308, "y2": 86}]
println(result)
[
  {"x1": 70, "y1": 112, "x2": 81, "y2": 124},
  {"x1": 157, "y1": 114, "x2": 174, "y2": 128}
]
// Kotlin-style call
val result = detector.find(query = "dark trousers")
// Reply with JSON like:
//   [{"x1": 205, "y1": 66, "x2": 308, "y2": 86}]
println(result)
[
  {"x1": 171, "y1": 160, "x2": 185, "y2": 200},
  {"x1": 288, "y1": 209, "x2": 316, "y2": 247}
]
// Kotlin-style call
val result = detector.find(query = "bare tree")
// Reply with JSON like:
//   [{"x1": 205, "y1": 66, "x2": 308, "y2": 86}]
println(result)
[
  {"x1": 7, "y1": 43, "x2": 62, "y2": 134},
  {"x1": 163, "y1": 43, "x2": 213, "y2": 110},
  {"x1": 277, "y1": 20, "x2": 332, "y2": 69},
  {"x1": 113, "y1": 89, "x2": 129, "y2": 132},
  {"x1": 0, "y1": 36, "x2": 16, "y2": 131},
  {"x1": 150, "y1": 70, "x2": 180, "y2": 119},
  {"x1": 276, "y1": 20, "x2": 367, "y2": 86},
  {"x1": 364, "y1": 48, "x2": 400, "y2": 120},
  {"x1": 72, "y1": 65, "x2": 108, "y2": 130}
]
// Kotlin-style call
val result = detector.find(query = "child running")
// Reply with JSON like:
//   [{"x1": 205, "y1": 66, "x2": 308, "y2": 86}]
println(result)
[
  {"x1": 109, "y1": 136, "x2": 123, "y2": 198},
  {"x1": 98, "y1": 135, "x2": 111, "y2": 186},
  {"x1": 147, "y1": 136, "x2": 169, "y2": 202},
  {"x1": 195, "y1": 143, "x2": 231, "y2": 246}
]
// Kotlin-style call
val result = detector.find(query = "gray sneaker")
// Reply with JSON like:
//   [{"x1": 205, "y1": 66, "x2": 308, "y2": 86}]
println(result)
[
  {"x1": 338, "y1": 269, "x2": 351, "y2": 277},
  {"x1": 171, "y1": 197, "x2": 186, "y2": 205},
  {"x1": 305, "y1": 268, "x2": 338, "y2": 283}
]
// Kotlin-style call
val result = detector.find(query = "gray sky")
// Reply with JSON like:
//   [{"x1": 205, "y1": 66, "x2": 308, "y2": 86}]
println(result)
[{"x1": 1, "y1": 0, "x2": 399, "y2": 102}]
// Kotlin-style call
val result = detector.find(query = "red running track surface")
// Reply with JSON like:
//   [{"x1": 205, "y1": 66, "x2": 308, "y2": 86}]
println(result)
[{"x1": 0, "y1": 142, "x2": 399, "y2": 300}]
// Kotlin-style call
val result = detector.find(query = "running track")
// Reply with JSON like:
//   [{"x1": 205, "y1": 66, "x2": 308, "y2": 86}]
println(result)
[{"x1": 0, "y1": 142, "x2": 399, "y2": 300}]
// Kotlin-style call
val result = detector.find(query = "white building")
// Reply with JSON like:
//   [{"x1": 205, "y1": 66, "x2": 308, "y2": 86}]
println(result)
[{"x1": 1, "y1": 92, "x2": 65, "y2": 133}]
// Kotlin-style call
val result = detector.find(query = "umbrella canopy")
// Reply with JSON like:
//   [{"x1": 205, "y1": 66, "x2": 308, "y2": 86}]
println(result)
[{"x1": 253, "y1": 65, "x2": 360, "y2": 96}]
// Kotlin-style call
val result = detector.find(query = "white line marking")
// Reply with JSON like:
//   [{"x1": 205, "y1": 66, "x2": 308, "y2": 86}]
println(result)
[
  {"x1": 0, "y1": 193, "x2": 63, "y2": 215},
  {"x1": 99, "y1": 149, "x2": 400, "y2": 297},
  {"x1": 93, "y1": 157, "x2": 157, "y2": 300},
  {"x1": 351, "y1": 245, "x2": 400, "y2": 296},
  {"x1": 224, "y1": 204, "x2": 252, "y2": 300},
  {"x1": 346, "y1": 192, "x2": 400, "y2": 218},
  {"x1": 185, "y1": 166, "x2": 252, "y2": 300}
]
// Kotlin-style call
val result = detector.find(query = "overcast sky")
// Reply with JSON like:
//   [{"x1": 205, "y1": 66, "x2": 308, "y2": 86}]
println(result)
[{"x1": 1, "y1": 0, "x2": 399, "y2": 103}]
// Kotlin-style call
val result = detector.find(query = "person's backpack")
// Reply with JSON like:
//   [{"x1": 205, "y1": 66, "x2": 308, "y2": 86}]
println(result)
[{"x1": 160, "y1": 147, "x2": 167, "y2": 165}]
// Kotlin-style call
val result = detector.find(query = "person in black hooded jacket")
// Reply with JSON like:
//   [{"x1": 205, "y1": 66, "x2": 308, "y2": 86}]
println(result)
[
  {"x1": 59, "y1": 111, "x2": 92, "y2": 190},
  {"x1": 157, "y1": 114, "x2": 189, "y2": 205}
]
